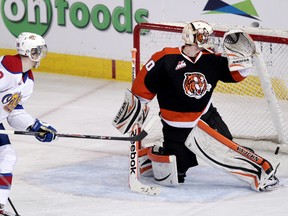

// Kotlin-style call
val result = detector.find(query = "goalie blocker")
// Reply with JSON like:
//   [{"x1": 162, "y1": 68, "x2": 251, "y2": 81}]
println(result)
[
  {"x1": 185, "y1": 120, "x2": 280, "y2": 191},
  {"x1": 112, "y1": 89, "x2": 149, "y2": 134}
]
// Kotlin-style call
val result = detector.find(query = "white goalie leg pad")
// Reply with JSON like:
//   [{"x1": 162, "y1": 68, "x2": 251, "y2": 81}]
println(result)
[
  {"x1": 148, "y1": 146, "x2": 179, "y2": 187},
  {"x1": 185, "y1": 120, "x2": 279, "y2": 191},
  {"x1": 112, "y1": 89, "x2": 149, "y2": 134},
  {"x1": 222, "y1": 29, "x2": 256, "y2": 71}
]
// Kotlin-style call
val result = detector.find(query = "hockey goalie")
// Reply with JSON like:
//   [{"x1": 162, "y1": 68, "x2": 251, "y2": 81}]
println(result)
[{"x1": 113, "y1": 20, "x2": 280, "y2": 193}]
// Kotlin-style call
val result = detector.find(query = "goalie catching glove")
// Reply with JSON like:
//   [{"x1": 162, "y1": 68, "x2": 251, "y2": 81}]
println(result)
[
  {"x1": 222, "y1": 29, "x2": 256, "y2": 71},
  {"x1": 112, "y1": 89, "x2": 149, "y2": 134},
  {"x1": 28, "y1": 119, "x2": 58, "y2": 142}
]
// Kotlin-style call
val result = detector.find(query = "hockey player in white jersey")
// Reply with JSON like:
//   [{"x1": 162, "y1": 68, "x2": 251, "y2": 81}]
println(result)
[{"x1": 0, "y1": 32, "x2": 57, "y2": 215}]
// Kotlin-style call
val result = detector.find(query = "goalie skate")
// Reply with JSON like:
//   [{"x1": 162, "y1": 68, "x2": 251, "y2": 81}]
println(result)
[{"x1": 259, "y1": 163, "x2": 280, "y2": 191}]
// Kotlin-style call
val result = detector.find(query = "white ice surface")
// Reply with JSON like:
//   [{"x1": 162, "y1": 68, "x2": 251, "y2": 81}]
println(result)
[{"x1": 4, "y1": 73, "x2": 288, "y2": 216}]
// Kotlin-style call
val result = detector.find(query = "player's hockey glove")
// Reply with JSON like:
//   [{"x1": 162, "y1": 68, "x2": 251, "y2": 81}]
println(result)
[{"x1": 29, "y1": 119, "x2": 57, "y2": 142}]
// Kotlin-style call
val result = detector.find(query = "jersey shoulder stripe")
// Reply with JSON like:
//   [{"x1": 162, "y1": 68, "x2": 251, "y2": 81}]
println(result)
[
  {"x1": 151, "y1": 47, "x2": 181, "y2": 62},
  {"x1": 1, "y1": 55, "x2": 22, "y2": 74}
]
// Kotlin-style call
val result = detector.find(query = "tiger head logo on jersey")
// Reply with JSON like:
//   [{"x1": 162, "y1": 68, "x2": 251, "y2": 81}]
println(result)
[{"x1": 183, "y1": 72, "x2": 211, "y2": 99}]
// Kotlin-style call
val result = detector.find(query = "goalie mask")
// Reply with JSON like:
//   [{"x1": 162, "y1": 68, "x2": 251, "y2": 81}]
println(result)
[
  {"x1": 182, "y1": 21, "x2": 213, "y2": 49},
  {"x1": 16, "y1": 32, "x2": 47, "y2": 68}
]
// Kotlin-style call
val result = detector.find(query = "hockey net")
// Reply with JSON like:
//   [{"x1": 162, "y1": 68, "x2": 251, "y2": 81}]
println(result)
[{"x1": 133, "y1": 22, "x2": 288, "y2": 151}]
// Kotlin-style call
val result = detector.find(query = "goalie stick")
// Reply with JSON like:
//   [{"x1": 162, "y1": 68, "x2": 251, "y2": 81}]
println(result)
[
  {"x1": 128, "y1": 48, "x2": 161, "y2": 196},
  {"x1": 129, "y1": 118, "x2": 161, "y2": 196},
  {"x1": 0, "y1": 130, "x2": 147, "y2": 142}
]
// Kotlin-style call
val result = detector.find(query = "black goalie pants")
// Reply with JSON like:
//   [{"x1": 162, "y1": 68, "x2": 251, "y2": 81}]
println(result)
[{"x1": 162, "y1": 103, "x2": 232, "y2": 175}]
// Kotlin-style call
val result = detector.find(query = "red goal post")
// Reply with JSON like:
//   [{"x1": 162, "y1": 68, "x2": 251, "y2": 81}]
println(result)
[{"x1": 133, "y1": 22, "x2": 288, "y2": 149}]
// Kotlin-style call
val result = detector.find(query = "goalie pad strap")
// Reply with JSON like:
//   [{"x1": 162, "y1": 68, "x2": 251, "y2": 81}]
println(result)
[
  {"x1": 147, "y1": 147, "x2": 175, "y2": 163},
  {"x1": 138, "y1": 148, "x2": 153, "y2": 176}
]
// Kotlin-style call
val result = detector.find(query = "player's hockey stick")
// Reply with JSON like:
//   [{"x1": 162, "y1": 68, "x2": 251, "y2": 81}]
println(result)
[
  {"x1": 0, "y1": 130, "x2": 148, "y2": 142},
  {"x1": 8, "y1": 198, "x2": 21, "y2": 216}
]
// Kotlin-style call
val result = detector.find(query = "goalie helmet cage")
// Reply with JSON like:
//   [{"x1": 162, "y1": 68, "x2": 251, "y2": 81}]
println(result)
[{"x1": 133, "y1": 22, "x2": 288, "y2": 147}]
